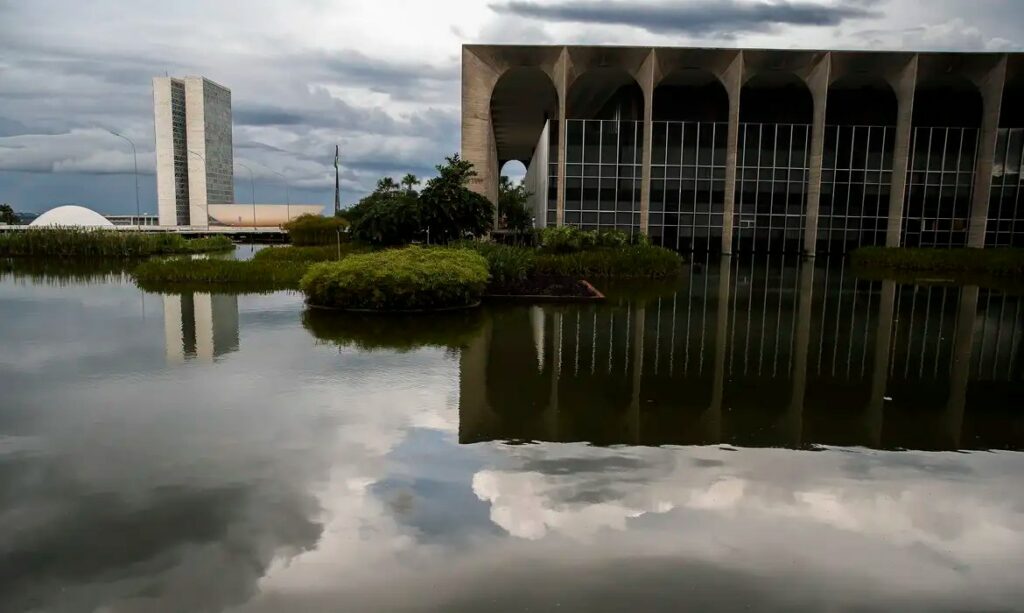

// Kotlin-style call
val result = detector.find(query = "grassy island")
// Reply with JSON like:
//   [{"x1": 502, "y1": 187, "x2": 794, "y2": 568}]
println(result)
[{"x1": 0, "y1": 229, "x2": 233, "y2": 257}]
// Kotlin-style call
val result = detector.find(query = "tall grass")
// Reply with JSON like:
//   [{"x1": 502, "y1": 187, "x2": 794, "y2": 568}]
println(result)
[
  {"x1": 0, "y1": 229, "x2": 233, "y2": 257},
  {"x1": 252, "y1": 244, "x2": 365, "y2": 264},
  {"x1": 132, "y1": 258, "x2": 307, "y2": 293},
  {"x1": 283, "y1": 214, "x2": 349, "y2": 246}
]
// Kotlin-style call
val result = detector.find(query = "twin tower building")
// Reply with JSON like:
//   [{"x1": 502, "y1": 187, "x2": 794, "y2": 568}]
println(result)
[{"x1": 152, "y1": 76, "x2": 233, "y2": 227}]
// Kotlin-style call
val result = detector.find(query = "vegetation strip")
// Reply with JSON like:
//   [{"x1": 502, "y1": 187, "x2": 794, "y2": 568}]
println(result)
[
  {"x1": 0, "y1": 229, "x2": 233, "y2": 257},
  {"x1": 850, "y1": 247, "x2": 1024, "y2": 277}
]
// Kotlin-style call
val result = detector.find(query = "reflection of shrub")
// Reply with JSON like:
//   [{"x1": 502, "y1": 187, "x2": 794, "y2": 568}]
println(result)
[
  {"x1": 851, "y1": 247, "x2": 1024, "y2": 277},
  {"x1": 300, "y1": 246, "x2": 490, "y2": 311},
  {"x1": 459, "y1": 240, "x2": 683, "y2": 283},
  {"x1": 283, "y1": 214, "x2": 348, "y2": 246},
  {"x1": 302, "y1": 307, "x2": 484, "y2": 352},
  {"x1": 133, "y1": 258, "x2": 308, "y2": 293},
  {"x1": 0, "y1": 229, "x2": 233, "y2": 257}
]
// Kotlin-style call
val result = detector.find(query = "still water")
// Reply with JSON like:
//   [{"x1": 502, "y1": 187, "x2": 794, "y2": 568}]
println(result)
[{"x1": 1, "y1": 252, "x2": 1023, "y2": 612}]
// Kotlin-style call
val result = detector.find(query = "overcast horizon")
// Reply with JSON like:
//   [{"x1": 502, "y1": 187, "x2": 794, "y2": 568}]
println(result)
[{"x1": 1, "y1": 0, "x2": 1022, "y2": 216}]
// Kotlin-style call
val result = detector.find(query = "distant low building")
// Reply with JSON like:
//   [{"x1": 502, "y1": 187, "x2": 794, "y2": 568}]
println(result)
[
  {"x1": 105, "y1": 214, "x2": 160, "y2": 227},
  {"x1": 207, "y1": 204, "x2": 324, "y2": 227}
]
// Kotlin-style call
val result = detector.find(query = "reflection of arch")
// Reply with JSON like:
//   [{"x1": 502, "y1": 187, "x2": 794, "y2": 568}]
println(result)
[
  {"x1": 740, "y1": 72, "x2": 813, "y2": 123},
  {"x1": 490, "y1": 67, "x2": 559, "y2": 165}
]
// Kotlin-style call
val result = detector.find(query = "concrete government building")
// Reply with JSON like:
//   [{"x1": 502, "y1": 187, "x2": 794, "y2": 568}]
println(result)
[
  {"x1": 153, "y1": 76, "x2": 234, "y2": 227},
  {"x1": 462, "y1": 45, "x2": 1024, "y2": 253}
]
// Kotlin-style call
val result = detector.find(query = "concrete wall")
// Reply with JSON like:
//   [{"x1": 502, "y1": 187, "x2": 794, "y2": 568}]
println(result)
[{"x1": 153, "y1": 77, "x2": 177, "y2": 227}]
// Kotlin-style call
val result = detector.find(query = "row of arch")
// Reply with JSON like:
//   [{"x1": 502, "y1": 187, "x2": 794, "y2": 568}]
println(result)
[{"x1": 482, "y1": 48, "x2": 1024, "y2": 252}]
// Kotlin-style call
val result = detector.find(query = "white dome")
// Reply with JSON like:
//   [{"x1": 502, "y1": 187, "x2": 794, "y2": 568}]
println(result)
[{"x1": 29, "y1": 205, "x2": 115, "y2": 228}]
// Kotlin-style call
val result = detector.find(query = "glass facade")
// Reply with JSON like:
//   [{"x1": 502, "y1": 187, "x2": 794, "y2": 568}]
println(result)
[
  {"x1": 170, "y1": 80, "x2": 190, "y2": 226},
  {"x1": 902, "y1": 126, "x2": 979, "y2": 248},
  {"x1": 988, "y1": 128, "x2": 1024, "y2": 247},
  {"x1": 818, "y1": 125, "x2": 895, "y2": 252},
  {"x1": 650, "y1": 121, "x2": 728, "y2": 251}
]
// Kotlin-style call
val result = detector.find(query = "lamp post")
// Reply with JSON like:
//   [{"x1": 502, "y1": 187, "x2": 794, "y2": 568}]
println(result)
[
  {"x1": 235, "y1": 162, "x2": 257, "y2": 231},
  {"x1": 186, "y1": 149, "x2": 211, "y2": 229},
  {"x1": 107, "y1": 129, "x2": 140, "y2": 229},
  {"x1": 254, "y1": 162, "x2": 291, "y2": 222}
]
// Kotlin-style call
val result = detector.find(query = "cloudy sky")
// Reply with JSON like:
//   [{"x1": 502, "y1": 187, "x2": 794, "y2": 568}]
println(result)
[{"x1": 0, "y1": 0, "x2": 1021, "y2": 215}]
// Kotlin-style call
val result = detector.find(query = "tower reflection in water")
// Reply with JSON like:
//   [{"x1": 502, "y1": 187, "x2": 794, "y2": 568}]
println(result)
[
  {"x1": 459, "y1": 256, "x2": 1023, "y2": 451},
  {"x1": 163, "y1": 293, "x2": 239, "y2": 363}
]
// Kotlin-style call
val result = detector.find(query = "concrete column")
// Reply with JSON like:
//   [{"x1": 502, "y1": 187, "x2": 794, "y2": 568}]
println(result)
[
  {"x1": 638, "y1": 50, "x2": 657, "y2": 235},
  {"x1": 967, "y1": 56, "x2": 1008, "y2": 248},
  {"x1": 803, "y1": 53, "x2": 831, "y2": 256},
  {"x1": 554, "y1": 48, "x2": 571, "y2": 227},
  {"x1": 721, "y1": 54, "x2": 743, "y2": 255},
  {"x1": 461, "y1": 48, "x2": 502, "y2": 209},
  {"x1": 885, "y1": 57, "x2": 918, "y2": 248}
]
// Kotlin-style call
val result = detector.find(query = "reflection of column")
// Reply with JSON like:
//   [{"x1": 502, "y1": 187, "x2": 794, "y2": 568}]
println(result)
[
  {"x1": 530, "y1": 306, "x2": 545, "y2": 372},
  {"x1": 721, "y1": 53, "x2": 743, "y2": 255},
  {"x1": 866, "y1": 280, "x2": 897, "y2": 447},
  {"x1": 638, "y1": 50, "x2": 657, "y2": 235},
  {"x1": 784, "y1": 259, "x2": 815, "y2": 446},
  {"x1": 546, "y1": 310, "x2": 562, "y2": 442},
  {"x1": 967, "y1": 57, "x2": 1008, "y2": 248},
  {"x1": 163, "y1": 295, "x2": 184, "y2": 364},
  {"x1": 946, "y1": 285, "x2": 979, "y2": 448},
  {"x1": 705, "y1": 255, "x2": 733, "y2": 442},
  {"x1": 630, "y1": 305, "x2": 646, "y2": 444},
  {"x1": 803, "y1": 53, "x2": 831, "y2": 255},
  {"x1": 457, "y1": 314, "x2": 491, "y2": 444},
  {"x1": 194, "y1": 293, "x2": 214, "y2": 362},
  {"x1": 886, "y1": 57, "x2": 918, "y2": 247}
]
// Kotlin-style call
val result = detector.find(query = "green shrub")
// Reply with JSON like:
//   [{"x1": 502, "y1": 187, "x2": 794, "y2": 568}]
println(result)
[
  {"x1": 850, "y1": 247, "x2": 1024, "y2": 277},
  {"x1": 417, "y1": 154, "x2": 495, "y2": 244},
  {"x1": 252, "y1": 244, "x2": 364, "y2": 264},
  {"x1": 535, "y1": 245, "x2": 683, "y2": 278},
  {"x1": 283, "y1": 214, "x2": 348, "y2": 246},
  {"x1": 350, "y1": 192, "x2": 422, "y2": 246},
  {"x1": 132, "y1": 258, "x2": 308, "y2": 293},
  {"x1": 0, "y1": 229, "x2": 233, "y2": 257},
  {"x1": 302, "y1": 308, "x2": 484, "y2": 352},
  {"x1": 300, "y1": 246, "x2": 490, "y2": 311},
  {"x1": 538, "y1": 226, "x2": 649, "y2": 253}
]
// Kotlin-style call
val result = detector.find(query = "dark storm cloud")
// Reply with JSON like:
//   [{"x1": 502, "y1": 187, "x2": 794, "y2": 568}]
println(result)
[{"x1": 490, "y1": 0, "x2": 881, "y2": 36}]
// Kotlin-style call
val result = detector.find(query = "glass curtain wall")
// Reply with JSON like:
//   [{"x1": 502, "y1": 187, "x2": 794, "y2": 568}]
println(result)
[
  {"x1": 649, "y1": 121, "x2": 728, "y2": 251},
  {"x1": 818, "y1": 125, "x2": 895, "y2": 252},
  {"x1": 901, "y1": 126, "x2": 979, "y2": 247},
  {"x1": 987, "y1": 128, "x2": 1024, "y2": 247},
  {"x1": 560, "y1": 119, "x2": 643, "y2": 234},
  {"x1": 734, "y1": 123, "x2": 812, "y2": 253}
]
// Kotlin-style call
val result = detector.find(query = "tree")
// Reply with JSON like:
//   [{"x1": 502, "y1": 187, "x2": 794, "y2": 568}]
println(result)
[
  {"x1": 498, "y1": 176, "x2": 533, "y2": 238},
  {"x1": 417, "y1": 154, "x2": 495, "y2": 244},
  {"x1": 376, "y1": 177, "x2": 399, "y2": 194},
  {"x1": 0, "y1": 203, "x2": 16, "y2": 225},
  {"x1": 350, "y1": 190, "x2": 421, "y2": 246},
  {"x1": 400, "y1": 173, "x2": 419, "y2": 195}
]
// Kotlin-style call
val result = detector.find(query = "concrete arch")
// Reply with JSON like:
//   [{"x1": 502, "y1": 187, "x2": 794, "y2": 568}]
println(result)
[
  {"x1": 740, "y1": 72, "x2": 814, "y2": 123},
  {"x1": 653, "y1": 67, "x2": 729, "y2": 122},
  {"x1": 490, "y1": 67, "x2": 560, "y2": 164},
  {"x1": 827, "y1": 75, "x2": 898, "y2": 126},
  {"x1": 913, "y1": 75, "x2": 983, "y2": 127},
  {"x1": 566, "y1": 66, "x2": 645, "y2": 120}
]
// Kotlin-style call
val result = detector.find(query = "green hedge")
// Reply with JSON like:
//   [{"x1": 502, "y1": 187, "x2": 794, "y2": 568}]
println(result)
[
  {"x1": 252, "y1": 244, "x2": 364, "y2": 264},
  {"x1": 302, "y1": 308, "x2": 484, "y2": 352},
  {"x1": 850, "y1": 247, "x2": 1024, "y2": 277},
  {"x1": 300, "y1": 246, "x2": 490, "y2": 311},
  {"x1": 283, "y1": 214, "x2": 349, "y2": 246},
  {"x1": 0, "y1": 229, "x2": 233, "y2": 257},
  {"x1": 458, "y1": 240, "x2": 683, "y2": 283},
  {"x1": 132, "y1": 258, "x2": 308, "y2": 293}
]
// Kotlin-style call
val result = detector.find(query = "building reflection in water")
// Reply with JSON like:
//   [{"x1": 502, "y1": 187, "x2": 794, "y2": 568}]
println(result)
[
  {"x1": 459, "y1": 256, "x2": 1023, "y2": 451},
  {"x1": 163, "y1": 293, "x2": 239, "y2": 363}
]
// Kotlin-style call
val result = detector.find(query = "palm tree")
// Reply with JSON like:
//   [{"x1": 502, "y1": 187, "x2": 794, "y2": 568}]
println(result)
[
  {"x1": 376, "y1": 177, "x2": 399, "y2": 194},
  {"x1": 400, "y1": 173, "x2": 419, "y2": 194}
]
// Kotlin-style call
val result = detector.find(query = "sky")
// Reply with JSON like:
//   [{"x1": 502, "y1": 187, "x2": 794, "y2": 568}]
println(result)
[{"x1": 0, "y1": 0, "x2": 1022, "y2": 215}]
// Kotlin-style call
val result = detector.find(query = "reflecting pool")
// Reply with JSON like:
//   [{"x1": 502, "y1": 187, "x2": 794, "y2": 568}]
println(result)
[{"x1": 1, "y1": 253, "x2": 1022, "y2": 611}]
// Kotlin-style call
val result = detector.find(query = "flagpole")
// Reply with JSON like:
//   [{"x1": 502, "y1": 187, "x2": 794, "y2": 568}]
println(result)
[{"x1": 334, "y1": 145, "x2": 340, "y2": 216}]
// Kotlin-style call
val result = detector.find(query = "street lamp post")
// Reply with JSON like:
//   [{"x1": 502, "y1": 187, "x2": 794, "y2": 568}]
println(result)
[
  {"x1": 262, "y1": 167, "x2": 291, "y2": 222},
  {"x1": 108, "y1": 129, "x2": 141, "y2": 229},
  {"x1": 235, "y1": 162, "x2": 257, "y2": 231}
]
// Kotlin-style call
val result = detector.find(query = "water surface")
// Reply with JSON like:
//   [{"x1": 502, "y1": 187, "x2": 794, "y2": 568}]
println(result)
[{"x1": 1, "y1": 253, "x2": 1022, "y2": 612}]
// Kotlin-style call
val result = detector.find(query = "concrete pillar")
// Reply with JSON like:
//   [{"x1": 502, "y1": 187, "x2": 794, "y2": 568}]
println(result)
[
  {"x1": 461, "y1": 48, "x2": 502, "y2": 209},
  {"x1": 721, "y1": 54, "x2": 743, "y2": 255},
  {"x1": 638, "y1": 50, "x2": 657, "y2": 235},
  {"x1": 554, "y1": 48, "x2": 571, "y2": 227},
  {"x1": 885, "y1": 57, "x2": 918, "y2": 248},
  {"x1": 967, "y1": 56, "x2": 1008, "y2": 248},
  {"x1": 803, "y1": 53, "x2": 831, "y2": 256}
]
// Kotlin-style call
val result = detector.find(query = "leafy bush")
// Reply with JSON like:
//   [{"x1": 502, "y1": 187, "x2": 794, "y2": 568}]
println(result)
[
  {"x1": 498, "y1": 175, "x2": 533, "y2": 237},
  {"x1": 418, "y1": 154, "x2": 495, "y2": 244},
  {"x1": 302, "y1": 308, "x2": 484, "y2": 352},
  {"x1": 350, "y1": 192, "x2": 421, "y2": 246},
  {"x1": 458, "y1": 241, "x2": 538, "y2": 285},
  {"x1": 252, "y1": 244, "x2": 364, "y2": 264},
  {"x1": 0, "y1": 229, "x2": 233, "y2": 257},
  {"x1": 538, "y1": 226, "x2": 648, "y2": 253},
  {"x1": 300, "y1": 246, "x2": 490, "y2": 311},
  {"x1": 132, "y1": 258, "x2": 308, "y2": 293},
  {"x1": 534, "y1": 245, "x2": 682, "y2": 278},
  {"x1": 538, "y1": 226, "x2": 586, "y2": 253},
  {"x1": 283, "y1": 214, "x2": 348, "y2": 246},
  {"x1": 850, "y1": 247, "x2": 1024, "y2": 277}
]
